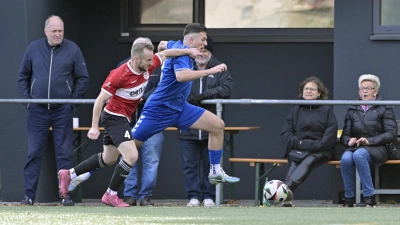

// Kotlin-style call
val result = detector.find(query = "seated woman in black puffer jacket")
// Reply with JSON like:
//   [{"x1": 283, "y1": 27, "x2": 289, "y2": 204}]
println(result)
[
  {"x1": 340, "y1": 74, "x2": 397, "y2": 207},
  {"x1": 281, "y1": 76, "x2": 338, "y2": 207}
]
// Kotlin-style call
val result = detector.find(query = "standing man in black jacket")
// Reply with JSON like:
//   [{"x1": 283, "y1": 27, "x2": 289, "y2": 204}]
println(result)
[
  {"x1": 178, "y1": 37, "x2": 234, "y2": 207},
  {"x1": 17, "y1": 15, "x2": 89, "y2": 206}
]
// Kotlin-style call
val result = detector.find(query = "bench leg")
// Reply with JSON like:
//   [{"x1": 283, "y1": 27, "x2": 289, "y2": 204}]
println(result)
[
  {"x1": 255, "y1": 163, "x2": 260, "y2": 206},
  {"x1": 374, "y1": 164, "x2": 380, "y2": 203}
]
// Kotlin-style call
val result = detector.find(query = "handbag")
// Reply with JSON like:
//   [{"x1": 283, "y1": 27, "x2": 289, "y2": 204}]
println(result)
[
  {"x1": 289, "y1": 149, "x2": 311, "y2": 163},
  {"x1": 386, "y1": 139, "x2": 400, "y2": 160},
  {"x1": 356, "y1": 110, "x2": 400, "y2": 159}
]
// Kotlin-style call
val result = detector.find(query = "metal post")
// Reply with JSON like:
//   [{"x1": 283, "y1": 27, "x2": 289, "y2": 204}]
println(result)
[{"x1": 215, "y1": 101, "x2": 223, "y2": 206}]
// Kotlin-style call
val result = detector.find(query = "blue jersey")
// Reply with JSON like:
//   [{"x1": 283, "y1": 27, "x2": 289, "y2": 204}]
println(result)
[{"x1": 144, "y1": 40, "x2": 193, "y2": 111}]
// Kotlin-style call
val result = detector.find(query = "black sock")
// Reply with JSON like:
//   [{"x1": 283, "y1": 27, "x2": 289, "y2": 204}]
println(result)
[
  {"x1": 74, "y1": 153, "x2": 106, "y2": 176},
  {"x1": 108, "y1": 159, "x2": 132, "y2": 191}
]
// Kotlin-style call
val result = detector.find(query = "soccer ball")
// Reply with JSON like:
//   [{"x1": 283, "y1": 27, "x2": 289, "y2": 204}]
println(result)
[{"x1": 263, "y1": 180, "x2": 288, "y2": 205}]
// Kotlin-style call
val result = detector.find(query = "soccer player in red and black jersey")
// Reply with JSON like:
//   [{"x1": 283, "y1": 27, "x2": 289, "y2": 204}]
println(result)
[{"x1": 58, "y1": 37, "x2": 201, "y2": 207}]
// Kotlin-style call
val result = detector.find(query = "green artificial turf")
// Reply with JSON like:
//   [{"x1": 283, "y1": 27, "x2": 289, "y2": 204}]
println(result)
[{"x1": 0, "y1": 205, "x2": 399, "y2": 225}]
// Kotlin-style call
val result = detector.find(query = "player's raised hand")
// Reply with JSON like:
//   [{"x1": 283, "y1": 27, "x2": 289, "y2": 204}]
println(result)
[
  {"x1": 209, "y1": 63, "x2": 227, "y2": 74},
  {"x1": 187, "y1": 48, "x2": 202, "y2": 58},
  {"x1": 87, "y1": 127, "x2": 100, "y2": 140}
]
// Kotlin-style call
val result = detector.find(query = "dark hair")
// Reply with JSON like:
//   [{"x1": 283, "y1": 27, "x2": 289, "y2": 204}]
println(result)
[
  {"x1": 205, "y1": 36, "x2": 213, "y2": 53},
  {"x1": 298, "y1": 76, "x2": 329, "y2": 100},
  {"x1": 183, "y1": 23, "x2": 207, "y2": 37}
]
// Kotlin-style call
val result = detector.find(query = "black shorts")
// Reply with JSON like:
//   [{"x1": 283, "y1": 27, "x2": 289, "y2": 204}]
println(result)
[{"x1": 101, "y1": 111, "x2": 133, "y2": 147}]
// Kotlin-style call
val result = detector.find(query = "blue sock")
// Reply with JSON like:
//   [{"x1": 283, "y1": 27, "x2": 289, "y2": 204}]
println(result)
[
  {"x1": 209, "y1": 149, "x2": 222, "y2": 164},
  {"x1": 209, "y1": 149, "x2": 222, "y2": 176}
]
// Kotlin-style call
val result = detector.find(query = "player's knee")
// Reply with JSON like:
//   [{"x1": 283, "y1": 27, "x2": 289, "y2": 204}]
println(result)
[
  {"x1": 123, "y1": 151, "x2": 138, "y2": 165},
  {"x1": 103, "y1": 156, "x2": 118, "y2": 165},
  {"x1": 215, "y1": 118, "x2": 225, "y2": 131}
]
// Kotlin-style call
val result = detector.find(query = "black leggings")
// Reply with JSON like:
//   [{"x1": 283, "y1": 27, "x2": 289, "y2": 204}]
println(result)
[{"x1": 284, "y1": 152, "x2": 329, "y2": 192}]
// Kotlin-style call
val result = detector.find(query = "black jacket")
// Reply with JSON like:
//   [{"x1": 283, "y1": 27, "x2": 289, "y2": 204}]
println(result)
[
  {"x1": 17, "y1": 38, "x2": 89, "y2": 108},
  {"x1": 281, "y1": 104, "x2": 338, "y2": 159},
  {"x1": 340, "y1": 95, "x2": 397, "y2": 164},
  {"x1": 177, "y1": 54, "x2": 234, "y2": 140}
]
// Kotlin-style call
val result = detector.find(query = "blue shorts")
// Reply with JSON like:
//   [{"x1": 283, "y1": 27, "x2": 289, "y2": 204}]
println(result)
[{"x1": 132, "y1": 102, "x2": 205, "y2": 142}]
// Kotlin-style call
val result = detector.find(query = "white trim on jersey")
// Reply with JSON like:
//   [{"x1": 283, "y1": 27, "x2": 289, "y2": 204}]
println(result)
[
  {"x1": 175, "y1": 68, "x2": 191, "y2": 72},
  {"x1": 101, "y1": 88, "x2": 113, "y2": 96},
  {"x1": 104, "y1": 109, "x2": 130, "y2": 122},
  {"x1": 114, "y1": 82, "x2": 148, "y2": 101}
]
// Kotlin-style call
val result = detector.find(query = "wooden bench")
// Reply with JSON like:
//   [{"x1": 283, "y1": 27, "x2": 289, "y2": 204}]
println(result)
[{"x1": 229, "y1": 158, "x2": 400, "y2": 206}]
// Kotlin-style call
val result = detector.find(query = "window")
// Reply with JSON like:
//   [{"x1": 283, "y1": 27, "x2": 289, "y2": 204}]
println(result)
[
  {"x1": 119, "y1": 0, "x2": 334, "y2": 43},
  {"x1": 126, "y1": 0, "x2": 193, "y2": 25},
  {"x1": 371, "y1": 0, "x2": 400, "y2": 40},
  {"x1": 205, "y1": 0, "x2": 334, "y2": 28}
]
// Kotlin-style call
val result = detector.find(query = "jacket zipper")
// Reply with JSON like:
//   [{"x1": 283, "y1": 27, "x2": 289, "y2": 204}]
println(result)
[
  {"x1": 30, "y1": 78, "x2": 36, "y2": 96},
  {"x1": 198, "y1": 77, "x2": 203, "y2": 140},
  {"x1": 66, "y1": 81, "x2": 71, "y2": 95},
  {"x1": 48, "y1": 47, "x2": 55, "y2": 109}
]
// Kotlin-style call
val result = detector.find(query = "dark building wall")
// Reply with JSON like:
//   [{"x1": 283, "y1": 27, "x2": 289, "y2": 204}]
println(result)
[
  {"x1": 0, "y1": 0, "x2": 88, "y2": 202},
  {"x1": 1, "y1": 0, "x2": 338, "y2": 202},
  {"x1": 0, "y1": 0, "x2": 30, "y2": 203}
]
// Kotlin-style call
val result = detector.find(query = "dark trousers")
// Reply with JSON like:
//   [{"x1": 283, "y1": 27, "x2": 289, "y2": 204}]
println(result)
[
  {"x1": 24, "y1": 104, "x2": 73, "y2": 200},
  {"x1": 180, "y1": 139, "x2": 215, "y2": 201},
  {"x1": 285, "y1": 152, "x2": 329, "y2": 192}
]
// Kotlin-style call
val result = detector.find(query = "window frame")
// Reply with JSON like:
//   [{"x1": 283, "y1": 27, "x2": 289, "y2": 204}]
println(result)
[
  {"x1": 119, "y1": 0, "x2": 333, "y2": 43},
  {"x1": 371, "y1": 0, "x2": 400, "y2": 40}
]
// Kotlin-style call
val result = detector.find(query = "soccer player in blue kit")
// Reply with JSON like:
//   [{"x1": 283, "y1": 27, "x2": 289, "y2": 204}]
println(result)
[{"x1": 132, "y1": 23, "x2": 240, "y2": 185}]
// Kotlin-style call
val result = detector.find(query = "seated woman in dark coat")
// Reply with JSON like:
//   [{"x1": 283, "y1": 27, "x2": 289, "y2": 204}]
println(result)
[
  {"x1": 281, "y1": 76, "x2": 338, "y2": 207},
  {"x1": 340, "y1": 74, "x2": 397, "y2": 207}
]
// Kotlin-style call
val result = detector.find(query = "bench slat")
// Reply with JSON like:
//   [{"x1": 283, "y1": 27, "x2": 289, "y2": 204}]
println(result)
[{"x1": 229, "y1": 158, "x2": 400, "y2": 165}]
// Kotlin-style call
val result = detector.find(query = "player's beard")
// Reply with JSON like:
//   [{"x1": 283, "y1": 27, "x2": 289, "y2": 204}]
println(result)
[{"x1": 138, "y1": 63, "x2": 148, "y2": 72}]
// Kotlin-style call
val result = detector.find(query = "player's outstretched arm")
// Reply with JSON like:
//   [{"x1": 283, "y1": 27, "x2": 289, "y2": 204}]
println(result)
[
  {"x1": 88, "y1": 90, "x2": 111, "y2": 140},
  {"x1": 157, "y1": 48, "x2": 201, "y2": 63},
  {"x1": 176, "y1": 63, "x2": 228, "y2": 82}
]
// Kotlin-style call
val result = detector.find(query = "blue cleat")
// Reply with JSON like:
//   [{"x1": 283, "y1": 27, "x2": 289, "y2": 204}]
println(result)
[{"x1": 208, "y1": 169, "x2": 240, "y2": 184}]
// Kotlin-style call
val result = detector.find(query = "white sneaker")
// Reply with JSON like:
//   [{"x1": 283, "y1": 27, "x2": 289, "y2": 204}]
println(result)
[
  {"x1": 187, "y1": 199, "x2": 201, "y2": 207},
  {"x1": 202, "y1": 199, "x2": 215, "y2": 207},
  {"x1": 69, "y1": 172, "x2": 91, "y2": 191}
]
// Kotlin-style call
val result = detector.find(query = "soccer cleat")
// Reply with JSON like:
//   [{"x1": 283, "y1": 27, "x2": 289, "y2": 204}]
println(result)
[
  {"x1": 20, "y1": 195, "x2": 33, "y2": 206},
  {"x1": 139, "y1": 196, "x2": 154, "y2": 206},
  {"x1": 69, "y1": 172, "x2": 91, "y2": 192},
  {"x1": 58, "y1": 169, "x2": 71, "y2": 199},
  {"x1": 102, "y1": 192, "x2": 130, "y2": 207},
  {"x1": 187, "y1": 199, "x2": 201, "y2": 207},
  {"x1": 62, "y1": 194, "x2": 75, "y2": 206},
  {"x1": 202, "y1": 199, "x2": 215, "y2": 207},
  {"x1": 208, "y1": 169, "x2": 240, "y2": 184}
]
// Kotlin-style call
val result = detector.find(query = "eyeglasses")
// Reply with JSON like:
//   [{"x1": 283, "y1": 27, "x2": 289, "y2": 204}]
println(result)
[
  {"x1": 359, "y1": 87, "x2": 375, "y2": 91},
  {"x1": 303, "y1": 87, "x2": 318, "y2": 92}
]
